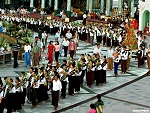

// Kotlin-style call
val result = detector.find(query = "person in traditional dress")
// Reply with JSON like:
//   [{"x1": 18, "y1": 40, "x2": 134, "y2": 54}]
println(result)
[
  {"x1": 14, "y1": 77, "x2": 22, "y2": 111},
  {"x1": 126, "y1": 45, "x2": 132, "y2": 70},
  {"x1": 146, "y1": 45, "x2": 150, "y2": 69},
  {"x1": 68, "y1": 38, "x2": 76, "y2": 58},
  {"x1": 86, "y1": 60, "x2": 95, "y2": 87},
  {"x1": 32, "y1": 41, "x2": 40, "y2": 67},
  {"x1": 30, "y1": 71, "x2": 39, "y2": 109},
  {"x1": 106, "y1": 46, "x2": 114, "y2": 70},
  {"x1": 101, "y1": 56, "x2": 107, "y2": 83},
  {"x1": 137, "y1": 46, "x2": 143, "y2": 68},
  {"x1": 0, "y1": 84, "x2": 4, "y2": 113},
  {"x1": 47, "y1": 41, "x2": 55, "y2": 63}
]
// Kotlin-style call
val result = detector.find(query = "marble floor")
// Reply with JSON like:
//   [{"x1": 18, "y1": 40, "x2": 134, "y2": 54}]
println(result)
[{"x1": 0, "y1": 34, "x2": 150, "y2": 113}]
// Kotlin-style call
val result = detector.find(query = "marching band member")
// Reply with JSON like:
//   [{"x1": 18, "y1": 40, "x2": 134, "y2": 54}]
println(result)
[
  {"x1": 5, "y1": 78, "x2": 16, "y2": 113},
  {"x1": 120, "y1": 46, "x2": 128, "y2": 73},
  {"x1": 14, "y1": 77, "x2": 23, "y2": 111},
  {"x1": 68, "y1": 62, "x2": 76, "y2": 95},
  {"x1": 137, "y1": 46, "x2": 143, "y2": 68},
  {"x1": 86, "y1": 60, "x2": 95, "y2": 87},
  {"x1": 30, "y1": 71, "x2": 39, "y2": 109},
  {"x1": 0, "y1": 84, "x2": 4, "y2": 113},
  {"x1": 101, "y1": 56, "x2": 108, "y2": 83}
]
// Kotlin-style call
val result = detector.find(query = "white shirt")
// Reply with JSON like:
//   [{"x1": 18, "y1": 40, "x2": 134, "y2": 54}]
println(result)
[
  {"x1": 62, "y1": 40, "x2": 69, "y2": 46},
  {"x1": 24, "y1": 45, "x2": 31, "y2": 52},
  {"x1": 52, "y1": 80, "x2": 62, "y2": 91},
  {"x1": 42, "y1": 33, "x2": 47, "y2": 39},
  {"x1": 83, "y1": 14, "x2": 87, "y2": 18},
  {"x1": 93, "y1": 47, "x2": 101, "y2": 55},
  {"x1": 120, "y1": 50, "x2": 128, "y2": 60},
  {"x1": 107, "y1": 49, "x2": 114, "y2": 58},
  {"x1": 66, "y1": 33, "x2": 72, "y2": 39}
]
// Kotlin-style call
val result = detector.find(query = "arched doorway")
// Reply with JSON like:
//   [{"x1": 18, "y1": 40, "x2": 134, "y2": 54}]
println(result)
[{"x1": 142, "y1": 10, "x2": 149, "y2": 29}]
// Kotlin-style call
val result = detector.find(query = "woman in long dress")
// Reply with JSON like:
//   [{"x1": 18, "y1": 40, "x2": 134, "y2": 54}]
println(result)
[
  {"x1": 86, "y1": 60, "x2": 95, "y2": 87},
  {"x1": 48, "y1": 41, "x2": 55, "y2": 63}
]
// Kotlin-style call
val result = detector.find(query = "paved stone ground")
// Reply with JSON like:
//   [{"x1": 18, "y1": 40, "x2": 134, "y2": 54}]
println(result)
[{"x1": 0, "y1": 34, "x2": 150, "y2": 113}]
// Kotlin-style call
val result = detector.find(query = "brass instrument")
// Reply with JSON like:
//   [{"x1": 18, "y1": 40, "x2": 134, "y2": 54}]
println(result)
[
  {"x1": 101, "y1": 60, "x2": 108, "y2": 68},
  {"x1": 61, "y1": 69, "x2": 75, "y2": 81},
  {"x1": 7, "y1": 83, "x2": 14, "y2": 92},
  {"x1": 0, "y1": 85, "x2": 6, "y2": 93},
  {"x1": 20, "y1": 78, "x2": 27, "y2": 86}
]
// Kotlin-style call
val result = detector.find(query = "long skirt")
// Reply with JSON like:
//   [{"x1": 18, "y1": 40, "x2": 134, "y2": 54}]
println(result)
[
  {"x1": 68, "y1": 76, "x2": 76, "y2": 95},
  {"x1": 5, "y1": 93, "x2": 15, "y2": 112},
  {"x1": 32, "y1": 53, "x2": 39, "y2": 67},
  {"x1": 75, "y1": 76, "x2": 81, "y2": 92},
  {"x1": 147, "y1": 57, "x2": 150, "y2": 69},
  {"x1": 107, "y1": 58, "x2": 113, "y2": 70},
  {"x1": 0, "y1": 98, "x2": 4, "y2": 113},
  {"x1": 48, "y1": 52, "x2": 53, "y2": 63},
  {"x1": 21, "y1": 88, "x2": 26, "y2": 105},
  {"x1": 86, "y1": 71, "x2": 94, "y2": 87},
  {"x1": 127, "y1": 58, "x2": 130, "y2": 70},
  {"x1": 95, "y1": 70, "x2": 102, "y2": 85},
  {"x1": 86, "y1": 33, "x2": 90, "y2": 43},
  {"x1": 137, "y1": 54, "x2": 142, "y2": 67},
  {"x1": 121, "y1": 60, "x2": 127, "y2": 73},
  {"x1": 101, "y1": 70, "x2": 106, "y2": 83},
  {"x1": 52, "y1": 90, "x2": 59, "y2": 107},
  {"x1": 14, "y1": 92, "x2": 22, "y2": 111}
]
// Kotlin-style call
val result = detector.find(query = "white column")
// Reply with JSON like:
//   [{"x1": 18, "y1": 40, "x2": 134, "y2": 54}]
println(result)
[
  {"x1": 49, "y1": 0, "x2": 52, "y2": 7},
  {"x1": 30, "y1": 0, "x2": 34, "y2": 12},
  {"x1": 100, "y1": 0, "x2": 104, "y2": 13},
  {"x1": 41, "y1": 0, "x2": 45, "y2": 9},
  {"x1": 131, "y1": 0, "x2": 135, "y2": 17},
  {"x1": 139, "y1": 11, "x2": 143, "y2": 31},
  {"x1": 54, "y1": 0, "x2": 58, "y2": 11},
  {"x1": 89, "y1": 0, "x2": 93, "y2": 13},
  {"x1": 106, "y1": 0, "x2": 111, "y2": 16},
  {"x1": 86, "y1": 0, "x2": 89, "y2": 11},
  {"x1": 67, "y1": 0, "x2": 71, "y2": 12},
  {"x1": 118, "y1": 0, "x2": 122, "y2": 15},
  {"x1": 30, "y1": 0, "x2": 34, "y2": 8}
]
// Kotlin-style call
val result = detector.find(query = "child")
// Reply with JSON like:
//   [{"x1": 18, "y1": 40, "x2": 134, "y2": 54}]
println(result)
[{"x1": 89, "y1": 103, "x2": 96, "y2": 113}]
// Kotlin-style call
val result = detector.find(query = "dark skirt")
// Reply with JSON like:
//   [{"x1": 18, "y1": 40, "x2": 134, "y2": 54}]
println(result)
[
  {"x1": 52, "y1": 90, "x2": 59, "y2": 107},
  {"x1": 21, "y1": 88, "x2": 26, "y2": 105},
  {"x1": 86, "y1": 71, "x2": 94, "y2": 86},
  {"x1": 5, "y1": 93, "x2": 15, "y2": 112},
  {"x1": 13, "y1": 92, "x2": 22, "y2": 111},
  {"x1": 0, "y1": 98, "x2": 4, "y2": 113},
  {"x1": 38, "y1": 84, "x2": 48, "y2": 102},
  {"x1": 101, "y1": 70, "x2": 106, "y2": 83},
  {"x1": 68, "y1": 76, "x2": 76, "y2": 95},
  {"x1": 95, "y1": 70, "x2": 101, "y2": 85},
  {"x1": 75, "y1": 76, "x2": 81, "y2": 92}
]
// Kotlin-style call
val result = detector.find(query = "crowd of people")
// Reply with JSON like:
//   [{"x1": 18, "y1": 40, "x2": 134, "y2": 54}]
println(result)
[{"x1": 0, "y1": 7, "x2": 150, "y2": 113}]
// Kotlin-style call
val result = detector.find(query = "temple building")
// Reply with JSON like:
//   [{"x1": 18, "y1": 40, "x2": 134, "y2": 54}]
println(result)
[{"x1": 0, "y1": 0, "x2": 139, "y2": 18}]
